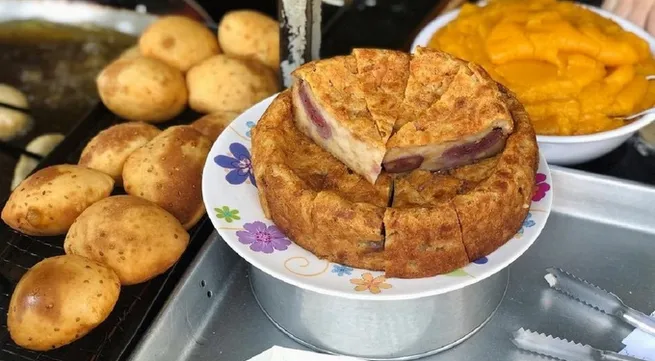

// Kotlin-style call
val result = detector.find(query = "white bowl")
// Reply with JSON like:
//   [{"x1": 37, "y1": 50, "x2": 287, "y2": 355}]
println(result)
[{"x1": 411, "y1": 5, "x2": 655, "y2": 165}]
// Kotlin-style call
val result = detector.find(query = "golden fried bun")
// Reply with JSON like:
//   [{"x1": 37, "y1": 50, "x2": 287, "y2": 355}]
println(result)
[
  {"x1": 2, "y1": 165, "x2": 114, "y2": 236},
  {"x1": 7, "y1": 255, "x2": 120, "y2": 351},
  {"x1": 139, "y1": 15, "x2": 220, "y2": 72},
  {"x1": 186, "y1": 54, "x2": 278, "y2": 114},
  {"x1": 79, "y1": 122, "x2": 161, "y2": 185},
  {"x1": 218, "y1": 10, "x2": 279, "y2": 69},
  {"x1": 122, "y1": 125, "x2": 211, "y2": 229},
  {"x1": 96, "y1": 57, "x2": 187, "y2": 123},
  {"x1": 64, "y1": 195, "x2": 189, "y2": 285}
]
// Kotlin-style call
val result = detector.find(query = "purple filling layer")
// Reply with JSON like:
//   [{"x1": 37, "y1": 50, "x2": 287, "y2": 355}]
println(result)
[
  {"x1": 383, "y1": 155, "x2": 425, "y2": 173},
  {"x1": 384, "y1": 128, "x2": 506, "y2": 174},
  {"x1": 298, "y1": 82, "x2": 332, "y2": 139},
  {"x1": 443, "y1": 128, "x2": 505, "y2": 161}
]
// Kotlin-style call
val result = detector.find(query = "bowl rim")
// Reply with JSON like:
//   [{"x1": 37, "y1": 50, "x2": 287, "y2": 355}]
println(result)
[{"x1": 410, "y1": 4, "x2": 655, "y2": 143}]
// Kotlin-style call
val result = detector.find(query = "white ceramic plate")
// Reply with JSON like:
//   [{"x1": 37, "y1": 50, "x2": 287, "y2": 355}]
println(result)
[
  {"x1": 202, "y1": 94, "x2": 553, "y2": 301},
  {"x1": 410, "y1": 4, "x2": 655, "y2": 165}
]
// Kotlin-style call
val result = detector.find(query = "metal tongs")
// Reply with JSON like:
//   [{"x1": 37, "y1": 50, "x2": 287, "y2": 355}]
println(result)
[
  {"x1": 511, "y1": 267, "x2": 655, "y2": 360},
  {"x1": 544, "y1": 268, "x2": 655, "y2": 336},
  {"x1": 512, "y1": 328, "x2": 643, "y2": 361}
]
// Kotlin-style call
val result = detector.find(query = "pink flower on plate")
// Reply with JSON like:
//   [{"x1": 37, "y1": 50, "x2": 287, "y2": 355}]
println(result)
[
  {"x1": 236, "y1": 221, "x2": 291, "y2": 254},
  {"x1": 532, "y1": 173, "x2": 551, "y2": 202}
]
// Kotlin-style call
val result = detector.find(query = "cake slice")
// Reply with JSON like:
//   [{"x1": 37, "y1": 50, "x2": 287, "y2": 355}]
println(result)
[
  {"x1": 384, "y1": 47, "x2": 514, "y2": 174},
  {"x1": 383, "y1": 205, "x2": 469, "y2": 279},
  {"x1": 352, "y1": 48, "x2": 410, "y2": 143},
  {"x1": 291, "y1": 56, "x2": 386, "y2": 184},
  {"x1": 452, "y1": 86, "x2": 537, "y2": 261},
  {"x1": 252, "y1": 90, "x2": 392, "y2": 271},
  {"x1": 395, "y1": 47, "x2": 462, "y2": 131}
]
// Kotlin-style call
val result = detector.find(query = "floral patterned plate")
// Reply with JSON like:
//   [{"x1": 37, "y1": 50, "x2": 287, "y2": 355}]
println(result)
[{"x1": 202, "y1": 94, "x2": 553, "y2": 301}]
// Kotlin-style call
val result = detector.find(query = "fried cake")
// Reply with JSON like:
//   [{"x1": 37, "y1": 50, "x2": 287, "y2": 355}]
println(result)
[
  {"x1": 452, "y1": 85, "x2": 538, "y2": 261},
  {"x1": 383, "y1": 86, "x2": 537, "y2": 277},
  {"x1": 251, "y1": 79, "x2": 537, "y2": 278},
  {"x1": 252, "y1": 91, "x2": 391, "y2": 270},
  {"x1": 291, "y1": 56, "x2": 387, "y2": 185},
  {"x1": 352, "y1": 48, "x2": 410, "y2": 144},
  {"x1": 385, "y1": 48, "x2": 514, "y2": 174},
  {"x1": 291, "y1": 47, "x2": 514, "y2": 185},
  {"x1": 253, "y1": 47, "x2": 538, "y2": 278}
]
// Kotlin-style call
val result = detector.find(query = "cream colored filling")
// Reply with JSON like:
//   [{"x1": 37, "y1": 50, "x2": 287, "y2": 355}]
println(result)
[
  {"x1": 291, "y1": 82, "x2": 385, "y2": 183},
  {"x1": 383, "y1": 127, "x2": 507, "y2": 171}
]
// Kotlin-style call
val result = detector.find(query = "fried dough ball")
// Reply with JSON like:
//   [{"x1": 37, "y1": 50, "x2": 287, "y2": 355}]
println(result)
[
  {"x1": 2, "y1": 165, "x2": 115, "y2": 236},
  {"x1": 7, "y1": 255, "x2": 120, "y2": 351},
  {"x1": 64, "y1": 195, "x2": 190, "y2": 285},
  {"x1": 218, "y1": 10, "x2": 280, "y2": 70},
  {"x1": 122, "y1": 125, "x2": 211, "y2": 229},
  {"x1": 96, "y1": 57, "x2": 187, "y2": 123},
  {"x1": 186, "y1": 54, "x2": 278, "y2": 114},
  {"x1": 79, "y1": 122, "x2": 161, "y2": 185},
  {"x1": 139, "y1": 15, "x2": 220, "y2": 72}
]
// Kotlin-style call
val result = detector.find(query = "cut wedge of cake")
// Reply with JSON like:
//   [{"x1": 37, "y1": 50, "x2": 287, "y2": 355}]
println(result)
[
  {"x1": 252, "y1": 91, "x2": 392, "y2": 271},
  {"x1": 291, "y1": 47, "x2": 515, "y2": 184},
  {"x1": 291, "y1": 56, "x2": 387, "y2": 184},
  {"x1": 384, "y1": 47, "x2": 515, "y2": 174},
  {"x1": 352, "y1": 48, "x2": 410, "y2": 143},
  {"x1": 251, "y1": 77, "x2": 539, "y2": 278}
]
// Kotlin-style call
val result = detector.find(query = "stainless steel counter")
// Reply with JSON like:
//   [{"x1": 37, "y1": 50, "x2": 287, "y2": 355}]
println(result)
[{"x1": 128, "y1": 166, "x2": 655, "y2": 361}]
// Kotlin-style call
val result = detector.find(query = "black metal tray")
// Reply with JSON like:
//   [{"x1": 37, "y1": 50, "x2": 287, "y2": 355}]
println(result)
[{"x1": 0, "y1": 102, "x2": 215, "y2": 361}]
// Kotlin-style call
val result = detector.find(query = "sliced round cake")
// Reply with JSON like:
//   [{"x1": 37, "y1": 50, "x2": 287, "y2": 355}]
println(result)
[{"x1": 251, "y1": 48, "x2": 538, "y2": 279}]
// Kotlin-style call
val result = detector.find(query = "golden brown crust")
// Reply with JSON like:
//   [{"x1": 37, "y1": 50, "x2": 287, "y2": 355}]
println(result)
[
  {"x1": 352, "y1": 48, "x2": 410, "y2": 142},
  {"x1": 1, "y1": 165, "x2": 114, "y2": 236},
  {"x1": 253, "y1": 51, "x2": 539, "y2": 279},
  {"x1": 218, "y1": 10, "x2": 280, "y2": 70},
  {"x1": 122, "y1": 126, "x2": 211, "y2": 229},
  {"x1": 186, "y1": 54, "x2": 278, "y2": 114},
  {"x1": 64, "y1": 195, "x2": 189, "y2": 285},
  {"x1": 96, "y1": 57, "x2": 188, "y2": 124},
  {"x1": 292, "y1": 56, "x2": 383, "y2": 147},
  {"x1": 79, "y1": 122, "x2": 161, "y2": 185},
  {"x1": 310, "y1": 192, "x2": 386, "y2": 271},
  {"x1": 7, "y1": 255, "x2": 120, "y2": 351},
  {"x1": 139, "y1": 15, "x2": 220, "y2": 72},
  {"x1": 257, "y1": 162, "x2": 316, "y2": 250},
  {"x1": 251, "y1": 91, "x2": 391, "y2": 270},
  {"x1": 384, "y1": 205, "x2": 469, "y2": 278},
  {"x1": 388, "y1": 48, "x2": 513, "y2": 148},
  {"x1": 397, "y1": 47, "x2": 462, "y2": 131},
  {"x1": 452, "y1": 89, "x2": 537, "y2": 261},
  {"x1": 392, "y1": 170, "x2": 462, "y2": 208}
]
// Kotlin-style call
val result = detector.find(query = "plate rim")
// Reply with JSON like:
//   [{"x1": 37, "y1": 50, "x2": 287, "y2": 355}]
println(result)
[{"x1": 202, "y1": 93, "x2": 553, "y2": 301}]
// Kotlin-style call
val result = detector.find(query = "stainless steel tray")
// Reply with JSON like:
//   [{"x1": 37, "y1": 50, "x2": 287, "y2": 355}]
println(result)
[{"x1": 128, "y1": 166, "x2": 655, "y2": 361}]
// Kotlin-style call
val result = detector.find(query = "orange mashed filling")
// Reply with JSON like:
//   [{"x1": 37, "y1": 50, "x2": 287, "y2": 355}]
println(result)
[{"x1": 428, "y1": 0, "x2": 655, "y2": 136}]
